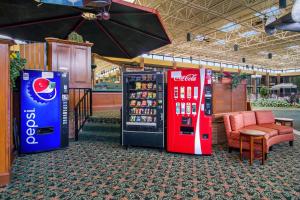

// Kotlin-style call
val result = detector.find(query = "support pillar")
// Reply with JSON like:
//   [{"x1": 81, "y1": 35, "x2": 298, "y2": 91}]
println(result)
[
  {"x1": 0, "y1": 39, "x2": 14, "y2": 187},
  {"x1": 140, "y1": 57, "x2": 144, "y2": 71},
  {"x1": 277, "y1": 74, "x2": 281, "y2": 96},
  {"x1": 252, "y1": 72, "x2": 257, "y2": 95},
  {"x1": 265, "y1": 73, "x2": 270, "y2": 88},
  {"x1": 172, "y1": 61, "x2": 177, "y2": 69}
]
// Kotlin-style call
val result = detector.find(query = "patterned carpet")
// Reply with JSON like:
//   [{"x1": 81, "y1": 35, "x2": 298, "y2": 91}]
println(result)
[{"x1": 1, "y1": 125, "x2": 299, "y2": 200}]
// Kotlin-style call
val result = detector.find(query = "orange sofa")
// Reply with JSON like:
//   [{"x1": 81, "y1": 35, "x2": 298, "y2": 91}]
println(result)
[{"x1": 223, "y1": 110, "x2": 295, "y2": 153}]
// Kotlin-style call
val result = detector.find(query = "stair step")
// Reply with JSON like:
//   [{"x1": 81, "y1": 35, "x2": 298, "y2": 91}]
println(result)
[
  {"x1": 88, "y1": 116, "x2": 121, "y2": 124},
  {"x1": 82, "y1": 123, "x2": 121, "y2": 132},
  {"x1": 79, "y1": 131, "x2": 120, "y2": 143}
]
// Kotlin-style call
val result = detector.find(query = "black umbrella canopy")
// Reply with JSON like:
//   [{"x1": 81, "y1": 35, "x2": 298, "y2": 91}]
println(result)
[{"x1": 0, "y1": 0, "x2": 171, "y2": 58}]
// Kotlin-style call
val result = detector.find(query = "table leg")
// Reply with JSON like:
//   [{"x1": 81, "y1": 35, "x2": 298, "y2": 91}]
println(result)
[
  {"x1": 240, "y1": 135, "x2": 243, "y2": 161},
  {"x1": 262, "y1": 138, "x2": 265, "y2": 165},
  {"x1": 250, "y1": 137, "x2": 253, "y2": 165}
]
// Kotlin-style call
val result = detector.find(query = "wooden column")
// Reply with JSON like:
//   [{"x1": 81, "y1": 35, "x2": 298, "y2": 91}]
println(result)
[
  {"x1": 277, "y1": 74, "x2": 281, "y2": 96},
  {"x1": 265, "y1": 73, "x2": 270, "y2": 88},
  {"x1": 140, "y1": 57, "x2": 144, "y2": 70},
  {"x1": 172, "y1": 61, "x2": 177, "y2": 69},
  {"x1": 0, "y1": 39, "x2": 13, "y2": 186},
  {"x1": 252, "y1": 73, "x2": 257, "y2": 95}
]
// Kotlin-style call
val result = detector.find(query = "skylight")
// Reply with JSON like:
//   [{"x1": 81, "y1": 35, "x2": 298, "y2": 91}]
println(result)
[
  {"x1": 255, "y1": 6, "x2": 281, "y2": 19},
  {"x1": 240, "y1": 30, "x2": 260, "y2": 38},
  {"x1": 194, "y1": 35, "x2": 205, "y2": 41},
  {"x1": 285, "y1": 45, "x2": 300, "y2": 50},
  {"x1": 258, "y1": 51, "x2": 268, "y2": 55},
  {"x1": 219, "y1": 22, "x2": 241, "y2": 32},
  {"x1": 214, "y1": 39, "x2": 225, "y2": 45}
]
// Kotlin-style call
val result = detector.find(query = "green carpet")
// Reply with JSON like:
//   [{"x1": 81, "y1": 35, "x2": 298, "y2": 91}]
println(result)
[{"x1": 1, "y1": 123, "x2": 299, "y2": 199}]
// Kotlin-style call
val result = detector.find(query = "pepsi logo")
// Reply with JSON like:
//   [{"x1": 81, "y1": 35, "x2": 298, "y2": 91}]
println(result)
[{"x1": 31, "y1": 78, "x2": 57, "y2": 102}]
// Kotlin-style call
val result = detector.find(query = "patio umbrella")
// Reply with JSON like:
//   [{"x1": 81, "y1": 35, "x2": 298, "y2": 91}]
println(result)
[{"x1": 0, "y1": 0, "x2": 171, "y2": 58}]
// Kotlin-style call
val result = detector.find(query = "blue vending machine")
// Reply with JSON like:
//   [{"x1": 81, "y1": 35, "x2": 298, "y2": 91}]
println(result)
[{"x1": 20, "y1": 70, "x2": 69, "y2": 154}]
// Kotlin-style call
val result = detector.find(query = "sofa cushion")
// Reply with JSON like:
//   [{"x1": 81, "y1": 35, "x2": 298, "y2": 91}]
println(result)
[
  {"x1": 230, "y1": 126, "x2": 275, "y2": 141},
  {"x1": 242, "y1": 111, "x2": 256, "y2": 126},
  {"x1": 244, "y1": 125, "x2": 278, "y2": 139},
  {"x1": 259, "y1": 123, "x2": 293, "y2": 135},
  {"x1": 255, "y1": 111, "x2": 275, "y2": 125},
  {"x1": 230, "y1": 114, "x2": 244, "y2": 131}
]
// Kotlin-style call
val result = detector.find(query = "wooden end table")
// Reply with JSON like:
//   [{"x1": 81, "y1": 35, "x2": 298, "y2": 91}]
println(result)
[
  {"x1": 240, "y1": 129, "x2": 266, "y2": 165},
  {"x1": 275, "y1": 118, "x2": 294, "y2": 127}
]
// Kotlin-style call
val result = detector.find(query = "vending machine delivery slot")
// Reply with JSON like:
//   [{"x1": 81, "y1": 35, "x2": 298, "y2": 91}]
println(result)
[{"x1": 36, "y1": 127, "x2": 54, "y2": 134}]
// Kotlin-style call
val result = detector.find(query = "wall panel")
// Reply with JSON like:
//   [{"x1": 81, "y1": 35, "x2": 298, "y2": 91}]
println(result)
[{"x1": 0, "y1": 40, "x2": 12, "y2": 186}]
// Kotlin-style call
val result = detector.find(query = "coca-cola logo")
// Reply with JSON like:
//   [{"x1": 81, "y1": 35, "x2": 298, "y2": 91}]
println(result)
[{"x1": 173, "y1": 74, "x2": 197, "y2": 81}]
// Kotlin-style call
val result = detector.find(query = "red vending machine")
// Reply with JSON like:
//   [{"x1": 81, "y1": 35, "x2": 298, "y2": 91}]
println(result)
[{"x1": 167, "y1": 68, "x2": 212, "y2": 155}]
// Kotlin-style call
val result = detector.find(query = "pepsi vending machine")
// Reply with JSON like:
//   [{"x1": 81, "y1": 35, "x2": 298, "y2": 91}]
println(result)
[
  {"x1": 20, "y1": 70, "x2": 69, "y2": 154},
  {"x1": 167, "y1": 68, "x2": 212, "y2": 155}
]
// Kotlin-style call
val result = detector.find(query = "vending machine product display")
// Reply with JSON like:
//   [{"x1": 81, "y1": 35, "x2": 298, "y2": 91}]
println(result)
[
  {"x1": 20, "y1": 70, "x2": 69, "y2": 154},
  {"x1": 122, "y1": 71, "x2": 165, "y2": 148},
  {"x1": 167, "y1": 68, "x2": 212, "y2": 155}
]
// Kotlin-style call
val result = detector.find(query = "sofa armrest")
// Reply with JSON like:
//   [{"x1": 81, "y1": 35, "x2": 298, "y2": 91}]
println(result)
[{"x1": 223, "y1": 115, "x2": 232, "y2": 139}]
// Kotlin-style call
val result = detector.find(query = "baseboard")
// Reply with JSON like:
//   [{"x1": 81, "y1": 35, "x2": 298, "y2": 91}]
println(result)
[{"x1": 0, "y1": 172, "x2": 10, "y2": 187}]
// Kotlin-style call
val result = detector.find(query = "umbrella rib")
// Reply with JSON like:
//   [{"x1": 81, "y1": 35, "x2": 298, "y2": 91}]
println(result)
[
  {"x1": 94, "y1": 20, "x2": 131, "y2": 58},
  {"x1": 109, "y1": 19, "x2": 170, "y2": 43},
  {"x1": 64, "y1": 18, "x2": 85, "y2": 39},
  {"x1": 0, "y1": 14, "x2": 82, "y2": 29}
]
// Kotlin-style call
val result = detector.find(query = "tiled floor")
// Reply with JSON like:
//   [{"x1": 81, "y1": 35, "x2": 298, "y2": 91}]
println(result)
[{"x1": 1, "y1": 125, "x2": 299, "y2": 199}]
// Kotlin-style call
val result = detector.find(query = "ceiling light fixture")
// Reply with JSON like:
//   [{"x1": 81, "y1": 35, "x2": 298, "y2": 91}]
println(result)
[
  {"x1": 234, "y1": 44, "x2": 239, "y2": 51},
  {"x1": 279, "y1": 0, "x2": 287, "y2": 9}
]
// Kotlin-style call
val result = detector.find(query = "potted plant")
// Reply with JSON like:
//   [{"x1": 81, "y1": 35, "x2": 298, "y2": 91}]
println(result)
[
  {"x1": 217, "y1": 72, "x2": 248, "y2": 88},
  {"x1": 68, "y1": 32, "x2": 84, "y2": 43},
  {"x1": 231, "y1": 73, "x2": 248, "y2": 89},
  {"x1": 10, "y1": 52, "x2": 26, "y2": 89}
]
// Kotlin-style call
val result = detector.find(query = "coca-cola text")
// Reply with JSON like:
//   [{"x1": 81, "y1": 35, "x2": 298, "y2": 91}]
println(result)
[{"x1": 173, "y1": 74, "x2": 197, "y2": 82}]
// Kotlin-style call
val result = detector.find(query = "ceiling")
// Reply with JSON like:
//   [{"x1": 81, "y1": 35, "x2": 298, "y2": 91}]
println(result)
[{"x1": 127, "y1": 0, "x2": 300, "y2": 70}]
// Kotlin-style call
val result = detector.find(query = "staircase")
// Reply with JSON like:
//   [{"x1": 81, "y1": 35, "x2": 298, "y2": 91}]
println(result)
[{"x1": 78, "y1": 116, "x2": 121, "y2": 143}]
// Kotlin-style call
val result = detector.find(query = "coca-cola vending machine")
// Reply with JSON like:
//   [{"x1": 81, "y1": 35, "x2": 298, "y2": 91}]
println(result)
[{"x1": 167, "y1": 68, "x2": 212, "y2": 155}]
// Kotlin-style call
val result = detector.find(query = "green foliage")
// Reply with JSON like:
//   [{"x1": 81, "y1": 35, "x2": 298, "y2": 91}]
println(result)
[
  {"x1": 252, "y1": 98, "x2": 300, "y2": 108},
  {"x1": 10, "y1": 52, "x2": 26, "y2": 88},
  {"x1": 291, "y1": 76, "x2": 300, "y2": 89},
  {"x1": 215, "y1": 72, "x2": 248, "y2": 88},
  {"x1": 259, "y1": 86, "x2": 269, "y2": 98},
  {"x1": 231, "y1": 73, "x2": 248, "y2": 89},
  {"x1": 91, "y1": 64, "x2": 97, "y2": 70},
  {"x1": 68, "y1": 32, "x2": 84, "y2": 43}
]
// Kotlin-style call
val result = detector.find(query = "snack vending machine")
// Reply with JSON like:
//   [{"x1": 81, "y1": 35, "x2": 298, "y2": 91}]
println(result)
[
  {"x1": 20, "y1": 70, "x2": 69, "y2": 154},
  {"x1": 167, "y1": 68, "x2": 212, "y2": 155},
  {"x1": 122, "y1": 71, "x2": 165, "y2": 148}
]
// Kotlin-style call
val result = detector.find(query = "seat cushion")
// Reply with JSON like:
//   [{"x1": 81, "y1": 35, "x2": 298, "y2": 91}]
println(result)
[
  {"x1": 242, "y1": 111, "x2": 256, "y2": 126},
  {"x1": 244, "y1": 125, "x2": 278, "y2": 139},
  {"x1": 230, "y1": 114, "x2": 244, "y2": 131},
  {"x1": 260, "y1": 123, "x2": 293, "y2": 135},
  {"x1": 255, "y1": 110, "x2": 275, "y2": 125}
]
